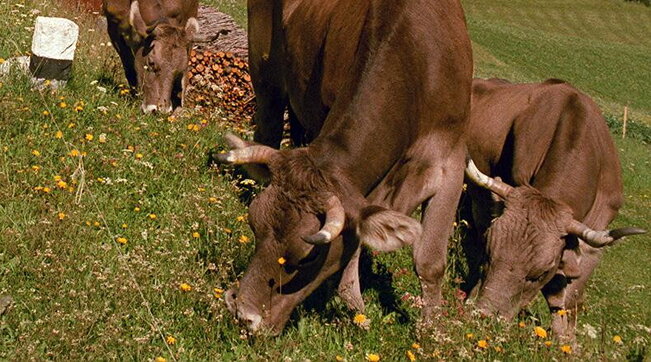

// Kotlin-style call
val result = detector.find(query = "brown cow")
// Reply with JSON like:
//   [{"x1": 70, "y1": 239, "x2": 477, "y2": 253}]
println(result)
[
  {"x1": 103, "y1": 0, "x2": 199, "y2": 113},
  {"x1": 216, "y1": 0, "x2": 473, "y2": 334},
  {"x1": 463, "y1": 78, "x2": 645, "y2": 341}
]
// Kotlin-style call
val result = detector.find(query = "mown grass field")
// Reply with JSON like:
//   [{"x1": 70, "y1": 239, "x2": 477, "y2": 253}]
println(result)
[{"x1": 0, "y1": 0, "x2": 649, "y2": 360}]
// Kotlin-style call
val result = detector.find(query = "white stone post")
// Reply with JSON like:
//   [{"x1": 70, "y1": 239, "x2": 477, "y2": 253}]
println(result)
[{"x1": 29, "y1": 16, "x2": 79, "y2": 81}]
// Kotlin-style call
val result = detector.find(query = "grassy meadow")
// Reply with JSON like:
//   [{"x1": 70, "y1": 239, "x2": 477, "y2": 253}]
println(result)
[{"x1": 0, "y1": 0, "x2": 650, "y2": 360}]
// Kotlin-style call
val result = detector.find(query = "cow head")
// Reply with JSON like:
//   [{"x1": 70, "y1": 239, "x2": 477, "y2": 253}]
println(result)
[
  {"x1": 465, "y1": 160, "x2": 646, "y2": 319},
  {"x1": 129, "y1": 1, "x2": 199, "y2": 114},
  {"x1": 216, "y1": 134, "x2": 421, "y2": 334}
]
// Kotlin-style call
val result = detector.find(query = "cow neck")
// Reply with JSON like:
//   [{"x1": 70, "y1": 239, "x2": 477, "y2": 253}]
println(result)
[{"x1": 305, "y1": 133, "x2": 400, "y2": 209}]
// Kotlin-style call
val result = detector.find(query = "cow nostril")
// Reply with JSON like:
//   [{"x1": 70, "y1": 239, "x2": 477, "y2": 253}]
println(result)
[
  {"x1": 241, "y1": 313, "x2": 262, "y2": 331},
  {"x1": 141, "y1": 104, "x2": 158, "y2": 114}
]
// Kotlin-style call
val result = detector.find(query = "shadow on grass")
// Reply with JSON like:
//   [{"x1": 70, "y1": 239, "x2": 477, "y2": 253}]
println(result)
[{"x1": 285, "y1": 248, "x2": 412, "y2": 329}]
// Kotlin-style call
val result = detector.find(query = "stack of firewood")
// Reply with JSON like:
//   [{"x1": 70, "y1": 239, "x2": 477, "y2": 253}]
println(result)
[{"x1": 184, "y1": 49, "x2": 255, "y2": 122}]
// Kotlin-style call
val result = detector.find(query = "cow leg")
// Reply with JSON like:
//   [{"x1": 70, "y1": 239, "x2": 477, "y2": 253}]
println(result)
[
  {"x1": 463, "y1": 185, "x2": 493, "y2": 298},
  {"x1": 252, "y1": 85, "x2": 286, "y2": 149},
  {"x1": 415, "y1": 165, "x2": 465, "y2": 321},
  {"x1": 337, "y1": 246, "x2": 365, "y2": 311},
  {"x1": 106, "y1": 20, "x2": 138, "y2": 89}
]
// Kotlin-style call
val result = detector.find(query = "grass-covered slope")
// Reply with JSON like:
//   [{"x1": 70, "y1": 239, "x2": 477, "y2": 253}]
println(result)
[
  {"x1": 0, "y1": 0, "x2": 649, "y2": 360},
  {"x1": 465, "y1": 0, "x2": 651, "y2": 124}
]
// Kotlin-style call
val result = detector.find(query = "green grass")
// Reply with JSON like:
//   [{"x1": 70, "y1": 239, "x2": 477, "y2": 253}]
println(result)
[
  {"x1": 465, "y1": 0, "x2": 651, "y2": 124},
  {"x1": 0, "y1": 0, "x2": 650, "y2": 360}
]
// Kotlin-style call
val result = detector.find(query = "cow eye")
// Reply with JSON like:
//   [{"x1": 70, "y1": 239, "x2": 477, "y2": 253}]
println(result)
[{"x1": 297, "y1": 249, "x2": 319, "y2": 266}]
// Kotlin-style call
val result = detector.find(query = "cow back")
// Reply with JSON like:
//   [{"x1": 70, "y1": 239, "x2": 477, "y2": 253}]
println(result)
[{"x1": 468, "y1": 79, "x2": 623, "y2": 226}]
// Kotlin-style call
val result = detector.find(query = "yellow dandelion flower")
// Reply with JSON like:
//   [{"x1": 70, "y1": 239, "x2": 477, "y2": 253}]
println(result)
[
  {"x1": 69, "y1": 149, "x2": 80, "y2": 157},
  {"x1": 121, "y1": 223, "x2": 128, "y2": 229},
  {"x1": 135, "y1": 153, "x2": 144, "y2": 160},
  {"x1": 148, "y1": 213, "x2": 157, "y2": 220},
  {"x1": 116, "y1": 237, "x2": 127, "y2": 244},
  {"x1": 42, "y1": 187, "x2": 51, "y2": 193},
  {"x1": 74, "y1": 105, "x2": 83, "y2": 112},
  {"x1": 236, "y1": 215, "x2": 246, "y2": 222},
  {"x1": 31, "y1": 149, "x2": 41, "y2": 156},
  {"x1": 209, "y1": 197, "x2": 218, "y2": 203},
  {"x1": 67, "y1": 122, "x2": 76, "y2": 128},
  {"x1": 411, "y1": 343, "x2": 421, "y2": 349},
  {"x1": 465, "y1": 333, "x2": 474, "y2": 340},
  {"x1": 556, "y1": 309, "x2": 567, "y2": 316},
  {"x1": 335, "y1": 356, "x2": 344, "y2": 362},
  {"x1": 55, "y1": 130, "x2": 63, "y2": 139},
  {"x1": 57, "y1": 180, "x2": 68, "y2": 189},
  {"x1": 0, "y1": 58, "x2": 4, "y2": 63},
  {"x1": 560, "y1": 345, "x2": 572, "y2": 354},
  {"x1": 93, "y1": 221, "x2": 100, "y2": 227},
  {"x1": 192, "y1": 232, "x2": 200, "y2": 238},
  {"x1": 613, "y1": 335, "x2": 623, "y2": 344},
  {"x1": 534, "y1": 326, "x2": 547, "y2": 339},
  {"x1": 134, "y1": 206, "x2": 141, "y2": 212},
  {"x1": 59, "y1": 102, "x2": 67, "y2": 108},
  {"x1": 155, "y1": 357, "x2": 166, "y2": 362},
  {"x1": 42, "y1": 110, "x2": 50, "y2": 116},
  {"x1": 54, "y1": 175, "x2": 62, "y2": 181},
  {"x1": 31, "y1": 165, "x2": 41, "y2": 172},
  {"x1": 179, "y1": 283, "x2": 192, "y2": 292},
  {"x1": 165, "y1": 336, "x2": 176, "y2": 345},
  {"x1": 57, "y1": 212, "x2": 66, "y2": 220},
  {"x1": 239, "y1": 235, "x2": 250, "y2": 243},
  {"x1": 544, "y1": 341, "x2": 552, "y2": 347},
  {"x1": 406, "y1": 350, "x2": 416, "y2": 361},
  {"x1": 477, "y1": 340, "x2": 488, "y2": 349},
  {"x1": 85, "y1": 133, "x2": 94, "y2": 141},
  {"x1": 197, "y1": 187, "x2": 205, "y2": 192},
  {"x1": 353, "y1": 313, "x2": 367, "y2": 325},
  {"x1": 518, "y1": 321, "x2": 526, "y2": 328},
  {"x1": 277, "y1": 257, "x2": 286, "y2": 265},
  {"x1": 366, "y1": 353, "x2": 380, "y2": 362}
]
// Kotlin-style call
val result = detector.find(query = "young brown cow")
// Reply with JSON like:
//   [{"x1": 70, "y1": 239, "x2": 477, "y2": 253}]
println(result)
[{"x1": 103, "y1": 0, "x2": 198, "y2": 113}]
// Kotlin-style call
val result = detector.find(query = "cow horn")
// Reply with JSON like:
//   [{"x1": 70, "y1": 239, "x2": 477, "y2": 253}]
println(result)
[
  {"x1": 302, "y1": 195, "x2": 346, "y2": 245},
  {"x1": 465, "y1": 159, "x2": 513, "y2": 198},
  {"x1": 215, "y1": 133, "x2": 278, "y2": 165},
  {"x1": 566, "y1": 220, "x2": 647, "y2": 248}
]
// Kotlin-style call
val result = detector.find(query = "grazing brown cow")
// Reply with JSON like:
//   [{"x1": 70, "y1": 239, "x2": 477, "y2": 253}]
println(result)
[
  {"x1": 103, "y1": 0, "x2": 199, "y2": 113},
  {"x1": 216, "y1": 0, "x2": 473, "y2": 334},
  {"x1": 463, "y1": 78, "x2": 645, "y2": 341}
]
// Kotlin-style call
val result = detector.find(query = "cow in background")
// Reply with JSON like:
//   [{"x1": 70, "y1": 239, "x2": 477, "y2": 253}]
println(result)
[
  {"x1": 216, "y1": 0, "x2": 473, "y2": 334},
  {"x1": 463, "y1": 78, "x2": 645, "y2": 341},
  {"x1": 103, "y1": 0, "x2": 199, "y2": 113}
]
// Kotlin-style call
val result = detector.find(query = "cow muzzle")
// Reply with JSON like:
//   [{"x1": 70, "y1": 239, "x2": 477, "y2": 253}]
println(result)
[
  {"x1": 224, "y1": 288, "x2": 264, "y2": 333},
  {"x1": 141, "y1": 103, "x2": 173, "y2": 114}
]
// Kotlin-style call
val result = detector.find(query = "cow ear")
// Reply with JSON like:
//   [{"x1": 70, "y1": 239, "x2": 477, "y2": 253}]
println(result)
[
  {"x1": 356, "y1": 206, "x2": 422, "y2": 252},
  {"x1": 129, "y1": 1, "x2": 148, "y2": 38},
  {"x1": 185, "y1": 17, "x2": 200, "y2": 41}
]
